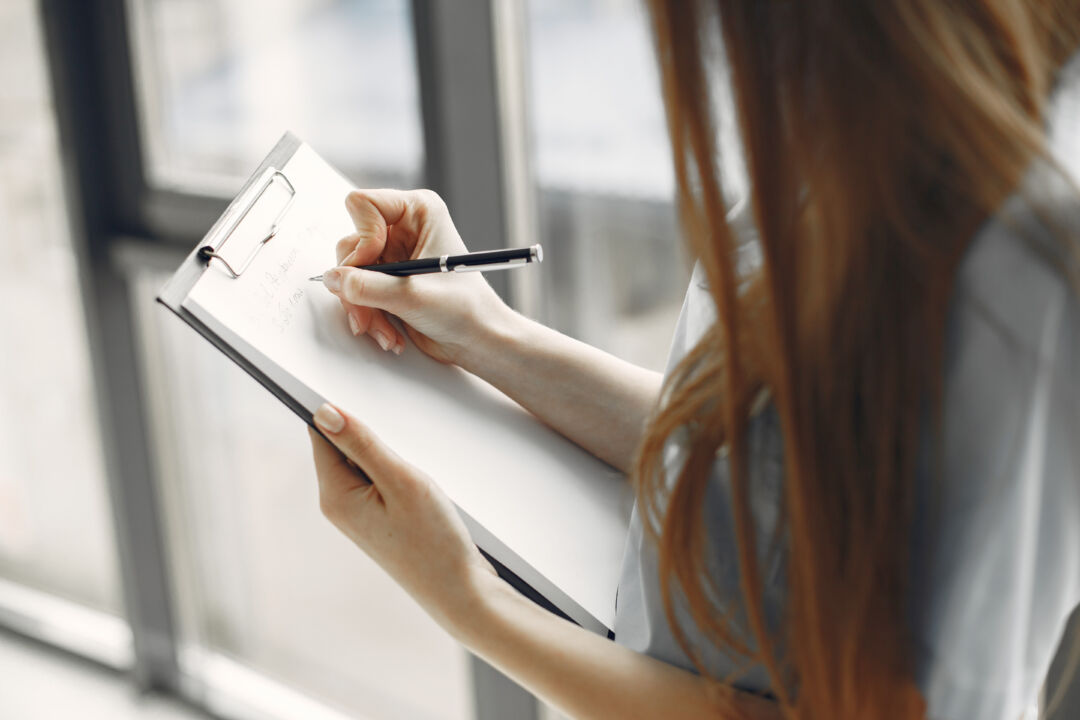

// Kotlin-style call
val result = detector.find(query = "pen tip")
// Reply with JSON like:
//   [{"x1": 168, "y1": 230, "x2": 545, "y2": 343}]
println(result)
[{"x1": 308, "y1": 275, "x2": 322, "y2": 282}]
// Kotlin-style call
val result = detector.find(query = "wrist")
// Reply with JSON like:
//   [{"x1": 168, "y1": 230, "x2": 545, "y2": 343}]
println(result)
[
  {"x1": 454, "y1": 298, "x2": 531, "y2": 379},
  {"x1": 445, "y1": 564, "x2": 522, "y2": 649}
]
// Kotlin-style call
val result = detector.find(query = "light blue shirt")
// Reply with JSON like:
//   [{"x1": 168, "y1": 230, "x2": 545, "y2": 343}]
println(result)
[{"x1": 614, "y1": 53, "x2": 1080, "y2": 719}]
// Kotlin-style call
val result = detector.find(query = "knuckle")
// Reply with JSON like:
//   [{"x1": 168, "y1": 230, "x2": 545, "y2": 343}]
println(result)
[
  {"x1": 335, "y1": 236, "x2": 356, "y2": 259},
  {"x1": 343, "y1": 270, "x2": 367, "y2": 303},
  {"x1": 397, "y1": 280, "x2": 422, "y2": 311},
  {"x1": 398, "y1": 473, "x2": 425, "y2": 501},
  {"x1": 414, "y1": 188, "x2": 445, "y2": 211},
  {"x1": 346, "y1": 189, "x2": 369, "y2": 211},
  {"x1": 351, "y1": 428, "x2": 378, "y2": 462},
  {"x1": 318, "y1": 493, "x2": 341, "y2": 523}
]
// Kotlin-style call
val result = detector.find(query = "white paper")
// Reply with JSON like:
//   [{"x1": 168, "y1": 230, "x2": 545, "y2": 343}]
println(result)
[{"x1": 182, "y1": 144, "x2": 631, "y2": 632}]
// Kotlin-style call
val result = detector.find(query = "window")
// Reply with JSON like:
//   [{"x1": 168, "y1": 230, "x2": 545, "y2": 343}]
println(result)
[
  {"x1": 523, "y1": 0, "x2": 749, "y2": 370},
  {"x1": 524, "y1": 0, "x2": 686, "y2": 371},
  {"x1": 124, "y1": 1, "x2": 472, "y2": 717},
  {"x1": 129, "y1": 0, "x2": 423, "y2": 192},
  {"x1": 0, "y1": 0, "x2": 122, "y2": 620}
]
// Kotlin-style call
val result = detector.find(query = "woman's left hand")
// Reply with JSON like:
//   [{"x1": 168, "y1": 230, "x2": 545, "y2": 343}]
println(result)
[
  {"x1": 308, "y1": 402, "x2": 497, "y2": 635},
  {"x1": 309, "y1": 404, "x2": 783, "y2": 720}
]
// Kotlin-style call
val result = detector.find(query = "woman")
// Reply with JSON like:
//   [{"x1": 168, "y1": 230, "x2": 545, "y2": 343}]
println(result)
[{"x1": 309, "y1": 1, "x2": 1080, "y2": 718}]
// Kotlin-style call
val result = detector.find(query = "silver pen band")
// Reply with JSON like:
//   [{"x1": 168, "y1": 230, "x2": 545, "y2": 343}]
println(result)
[
  {"x1": 439, "y1": 255, "x2": 448, "y2": 272},
  {"x1": 453, "y1": 258, "x2": 529, "y2": 272}
]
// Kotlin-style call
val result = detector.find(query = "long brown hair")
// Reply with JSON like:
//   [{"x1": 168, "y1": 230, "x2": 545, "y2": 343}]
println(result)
[{"x1": 636, "y1": 1, "x2": 1080, "y2": 718}]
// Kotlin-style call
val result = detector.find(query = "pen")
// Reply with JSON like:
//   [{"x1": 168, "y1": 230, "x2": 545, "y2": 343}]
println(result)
[{"x1": 309, "y1": 244, "x2": 543, "y2": 281}]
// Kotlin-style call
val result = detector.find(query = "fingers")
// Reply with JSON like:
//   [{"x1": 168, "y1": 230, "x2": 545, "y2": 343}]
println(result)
[
  {"x1": 341, "y1": 302, "x2": 404, "y2": 354},
  {"x1": 337, "y1": 189, "x2": 410, "y2": 268},
  {"x1": 342, "y1": 189, "x2": 448, "y2": 262},
  {"x1": 324, "y1": 266, "x2": 412, "y2": 317},
  {"x1": 334, "y1": 187, "x2": 452, "y2": 284},
  {"x1": 365, "y1": 310, "x2": 405, "y2": 354},
  {"x1": 328, "y1": 189, "x2": 449, "y2": 354},
  {"x1": 309, "y1": 425, "x2": 367, "y2": 523},
  {"x1": 336, "y1": 231, "x2": 378, "y2": 267},
  {"x1": 340, "y1": 190, "x2": 408, "y2": 266},
  {"x1": 342, "y1": 194, "x2": 389, "y2": 263},
  {"x1": 345, "y1": 189, "x2": 411, "y2": 233},
  {"x1": 335, "y1": 227, "x2": 407, "y2": 267},
  {"x1": 311, "y1": 403, "x2": 417, "y2": 502}
]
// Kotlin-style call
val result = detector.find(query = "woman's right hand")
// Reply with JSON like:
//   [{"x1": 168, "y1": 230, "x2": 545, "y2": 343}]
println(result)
[
  {"x1": 328, "y1": 191, "x2": 662, "y2": 474},
  {"x1": 324, "y1": 189, "x2": 512, "y2": 366}
]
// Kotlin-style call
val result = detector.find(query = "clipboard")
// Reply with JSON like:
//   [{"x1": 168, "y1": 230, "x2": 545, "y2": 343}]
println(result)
[{"x1": 157, "y1": 133, "x2": 631, "y2": 636}]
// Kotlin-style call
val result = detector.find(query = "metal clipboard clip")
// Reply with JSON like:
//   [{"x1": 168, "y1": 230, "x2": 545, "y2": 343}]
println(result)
[{"x1": 198, "y1": 167, "x2": 296, "y2": 278}]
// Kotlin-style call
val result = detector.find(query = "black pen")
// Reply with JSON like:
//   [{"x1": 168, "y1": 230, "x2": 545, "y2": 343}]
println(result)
[{"x1": 309, "y1": 244, "x2": 543, "y2": 281}]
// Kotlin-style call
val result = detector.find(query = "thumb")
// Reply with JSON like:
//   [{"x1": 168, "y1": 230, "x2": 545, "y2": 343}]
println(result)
[
  {"x1": 312, "y1": 403, "x2": 414, "y2": 500},
  {"x1": 323, "y1": 266, "x2": 412, "y2": 315}
]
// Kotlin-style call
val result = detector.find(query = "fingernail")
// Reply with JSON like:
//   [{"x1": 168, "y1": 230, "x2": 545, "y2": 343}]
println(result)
[
  {"x1": 392, "y1": 341, "x2": 403, "y2": 356},
  {"x1": 347, "y1": 314, "x2": 361, "y2": 336},
  {"x1": 373, "y1": 330, "x2": 391, "y2": 352},
  {"x1": 313, "y1": 403, "x2": 345, "y2": 433},
  {"x1": 323, "y1": 268, "x2": 342, "y2": 292}
]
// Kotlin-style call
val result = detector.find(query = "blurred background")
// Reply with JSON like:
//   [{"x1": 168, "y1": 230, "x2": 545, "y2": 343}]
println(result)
[{"x1": 0, "y1": 1, "x2": 1076, "y2": 719}]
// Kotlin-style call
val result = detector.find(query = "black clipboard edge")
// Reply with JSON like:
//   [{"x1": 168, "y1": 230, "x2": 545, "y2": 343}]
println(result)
[{"x1": 155, "y1": 301, "x2": 314, "y2": 427}]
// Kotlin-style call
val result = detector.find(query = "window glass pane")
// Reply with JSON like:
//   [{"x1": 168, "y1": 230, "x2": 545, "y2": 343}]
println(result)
[
  {"x1": 525, "y1": 0, "x2": 683, "y2": 371},
  {"x1": 525, "y1": 0, "x2": 745, "y2": 370},
  {"x1": 133, "y1": 271, "x2": 472, "y2": 720},
  {"x1": 130, "y1": 0, "x2": 422, "y2": 192},
  {"x1": 0, "y1": 0, "x2": 122, "y2": 616}
]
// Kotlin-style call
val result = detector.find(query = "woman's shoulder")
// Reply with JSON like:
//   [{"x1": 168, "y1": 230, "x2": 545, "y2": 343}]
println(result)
[
  {"x1": 915, "y1": 172, "x2": 1080, "y2": 720},
  {"x1": 949, "y1": 43, "x2": 1080, "y2": 371},
  {"x1": 950, "y1": 179, "x2": 1079, "y2": 368}
]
